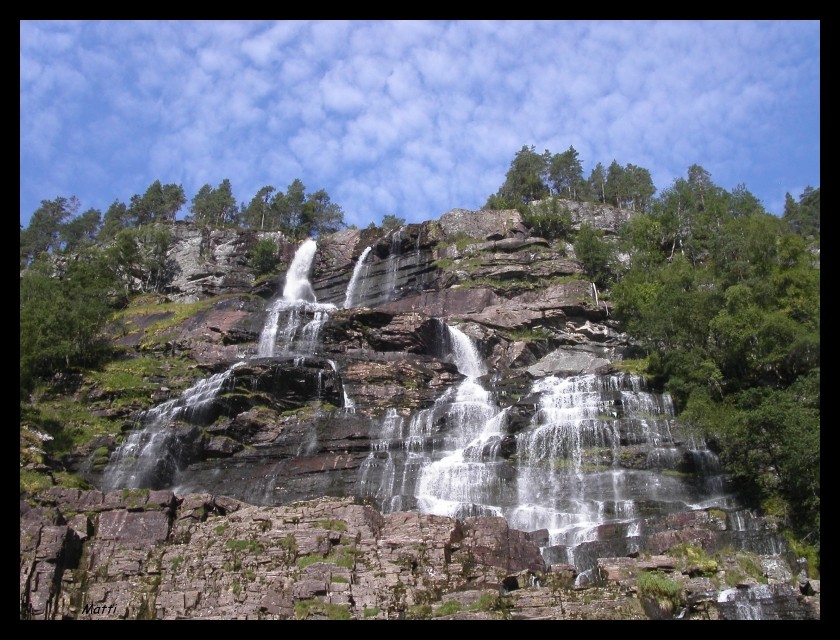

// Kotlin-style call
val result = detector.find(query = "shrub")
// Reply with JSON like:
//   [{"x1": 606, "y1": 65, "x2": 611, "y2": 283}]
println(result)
[
  {"x1": 638, "y1": 570, "x2": 683, "y2": 614},
  {"x1": 248, "y1": 238, "x2": 279, "y2": 275},
  {"x1": 523, "y1": 198, "x2": 574, "y2": 240},
  {"x1": 434, "y1": 600, "x2": 463, "y2": 617}
]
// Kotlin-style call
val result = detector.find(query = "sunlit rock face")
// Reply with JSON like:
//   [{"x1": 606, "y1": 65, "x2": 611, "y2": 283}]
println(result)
[
  {"x1": 44, "y1": 203, "x2": 814, "y2": 620},
  {"x1": 20, "y1": 491, "x2": 819, "y2": 620}
]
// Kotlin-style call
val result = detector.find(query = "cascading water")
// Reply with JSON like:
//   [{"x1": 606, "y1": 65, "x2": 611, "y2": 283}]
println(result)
[
  {"x1": 384, "y1": 326, "x2": 506, "y2": 518},
  {"x1": 447, "y1": 324, "x2": 487, "y2": 379},
  {"x1": 325, "y1": 358, "x2": 356, "y2": 414},
  {"x1": 101, "y1": 365, "x2": 242, "y2": 491},
  {"x1": 358, "y1": 324, "x2": 509, "y2": 518},
  {"x1": 716, "y1": 584, "x2": 802, "y2": 620},
  {"x1": 258, "y1": 238, "x2": 335, "y2": 358},
  {"x1": 413, "y1": 325, "x2": 509, "y2": 519},
  {"x1": 102, "y1": 238, "x2": 334, "y2": 492},
  {"x1": 507, "y1": 373, "x2": 734, "y2": 582},
  {"x1": 384, "y1": 228, "x2": 402, "y2": 298},
  {"x1": 337, "y1": 226, "x2": 435, "y2": 309},
  {"x1": 358, "y1": 325, "x2": 736, "y2": 581},
  {"x1": 359, "y1": 408, "x2": 405, "y2": 510},
  {"x1": 282, "y1": 239, "x2": 318, "y2": 302},
  {"x1": 343, "y1": 246, "x2": 372, "y2": 309}
]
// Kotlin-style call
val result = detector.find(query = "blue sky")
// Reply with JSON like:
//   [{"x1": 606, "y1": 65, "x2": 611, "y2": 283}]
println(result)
[{"x1": 20, "y1": 20, "x2": 820, "y2": 230}]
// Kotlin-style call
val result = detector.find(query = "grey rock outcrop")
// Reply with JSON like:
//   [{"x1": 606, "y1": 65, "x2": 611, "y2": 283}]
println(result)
[
  {"x1": 165, "y1": 225, "x2": 289, "y2": 303},
  {"x1": 438, "y1": 208, "x2": 529, "y2": 240}
]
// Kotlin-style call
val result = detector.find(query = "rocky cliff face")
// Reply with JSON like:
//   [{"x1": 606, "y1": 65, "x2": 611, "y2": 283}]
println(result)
[
  {"x1": 20, "y1": 203, "x2": 819, "y2": 620},
  {"x1": 21, "y1": 489, "x2": 819, "y2": 620}
]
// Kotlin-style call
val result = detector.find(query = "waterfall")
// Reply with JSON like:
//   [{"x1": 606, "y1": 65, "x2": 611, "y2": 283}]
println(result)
[
  {"x1": 354, "y1": 336, "x2": 734, "y2": 580},
  {"x1": 343, "y1": 246, "x2": 372, "y2": 309},
  {"x1": 359, "y1": 409, "x2": 405, "y2": 506},
  {"x1": 412, "y1": 325, "x2": 506, "y2": 520},
  {"x1": 383, "y1": 228, "x2": 403, "y2": 301},
  {"x1": 447, "y1": 324, "x2": 486, "y2": 378},
  {"x1": 503, "y1": 373, "x2": 736, "y2": 581},
  {"x1": 103, "y1": 239, "x2": 335, "y2": 492},
  {"x1": 357, "y1": 324, "x2": 507, "y2": 518},
  {"x1": 258, "y1": 238, "x2": 335, "y2": 358},
  {"x1": 325, "y1": 358, "x2": 355, "y2": 414},
  {"x1": 282, "y1": 238, "x2": 318, "y2": 302},
  {"x1": 102, "y1": 365, "x2": 242, "y2": 491},
  {"x1": 718, "y1": 585, "x2": 774, "y2": 620},
  {"x1": 510, "y1": 375, "x2": 611, "y2": 540},
  {"x1": 512, "y1": 374, "x2": 677, "y2": 534},
  {"x1": 257, "y1": 297, "x2": 284, "y2": 357}
]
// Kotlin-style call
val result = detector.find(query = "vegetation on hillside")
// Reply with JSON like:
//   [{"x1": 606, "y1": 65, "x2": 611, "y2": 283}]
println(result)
[
  {"x1": 611, "y1": 176, "x2": 820, "y2": 554},
  {"x1": 484, "y1": 144, "x2": 655, "y2": 212}
]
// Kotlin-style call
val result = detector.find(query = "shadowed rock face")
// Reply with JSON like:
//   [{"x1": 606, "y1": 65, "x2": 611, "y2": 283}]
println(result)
[{"x1": 29, "y1": 204, "x2": 816, "y2": 620}]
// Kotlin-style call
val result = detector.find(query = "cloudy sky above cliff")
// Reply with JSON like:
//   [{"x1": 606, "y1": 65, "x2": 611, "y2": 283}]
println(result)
[{"x1": 20, "y1": 20, "x2": 820, "y2": 230}]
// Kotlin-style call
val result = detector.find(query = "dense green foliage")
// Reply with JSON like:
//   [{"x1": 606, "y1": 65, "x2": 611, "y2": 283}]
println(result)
[
  {"x1": 484, "y1": 145, "x2": 656, "y2": 211},
  {"x1": 25, "y1": 177, "x2": 345, "y2": 249},
  {"x1": 783, "y1": 186, "x2": 820, "y2": 238},
  {"x1": 20, "y1": 250, "x2": 123, "y2": 397},
  {"x1": 637, "y1": 571, "x2": 684, "y2": 610},
  {"x1": 189, "y1": 179, "x2": 238, "y2": 227},
  {"x1": 20, "y1": 196, "x2": 80, "y2": 269},
  {"x1": 381, "y1": 214, "x2": 406, "y2": 230},
  {"x1": 485, "y1": 145, "x2": 551, "y2": 209},
  {"x1": 610, "y1": 173, "x2": 820, "y2": 554},
  {"x1": 248, "y1": 238, "x2": 281, "y2": 275},
  {"x1": 238, "y1": 179, "x2": 345, "y2": 238},
  {"x1": 130, "y1": 180, "x2": 187, "y2": 225},
  {"x1": 521, "y1": 198, "x2": 573, "y2": 240}
]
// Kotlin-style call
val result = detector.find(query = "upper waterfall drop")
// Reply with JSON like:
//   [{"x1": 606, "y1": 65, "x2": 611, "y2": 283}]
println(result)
[
  {"x1": 282, "y1": 238, "x2": 318, "y2": 303},
  {"x1": 258, "y1": 238, "x2": 335, "y2": 358},
  {"x1": 343, "y1": 246, "x2": 372, "y2": 309}
]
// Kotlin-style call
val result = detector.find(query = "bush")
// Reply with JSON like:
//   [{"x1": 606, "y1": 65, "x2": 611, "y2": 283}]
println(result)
[
  {"x1": 434, "y1": 600, "x2": 463, "y2": 617},
  {"x1": 248, "y1": 238, "x2": 279, "y2": 275},
  {"x1": 523, "y1": 198, "x2": 573, "y2": 240},
  {"x1": 638, "y1": 570, "x2": 683, "y2": 617},
  {"x1": 783, "y1": 530, "x2": 820, "y2": 578}
]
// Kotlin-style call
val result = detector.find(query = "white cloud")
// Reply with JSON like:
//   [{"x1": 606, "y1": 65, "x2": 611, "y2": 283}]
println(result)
[
  {"x1": 319, "y1": 74, "x2": 368, "y2": 115},
  {"x1": 19, "y1": 19, "x2": 819, "y2": 229},
  {"x1": 20, "y1": 109, "x2": 61, "y2": 161}
]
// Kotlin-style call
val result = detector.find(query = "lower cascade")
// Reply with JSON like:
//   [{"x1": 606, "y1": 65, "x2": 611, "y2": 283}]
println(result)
[
  {"x1": 357, "y1": 326, "x2": 744, "y2": 584},
  {"x1": 101, "y1": 366, "x2": 242, "y2": 491}
]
